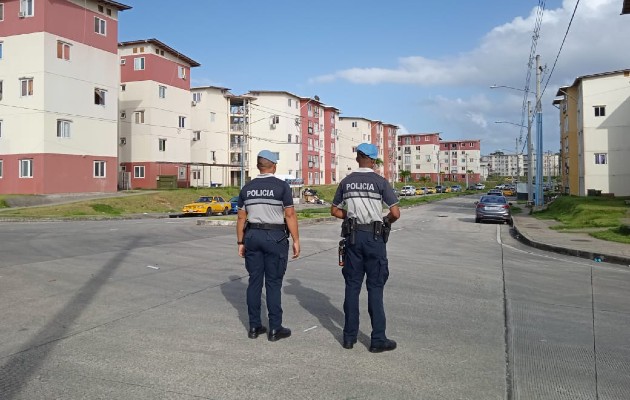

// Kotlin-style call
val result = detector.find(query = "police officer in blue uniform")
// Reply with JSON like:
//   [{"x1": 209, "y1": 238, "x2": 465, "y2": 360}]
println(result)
[
  {"x1": 330, "y1": 143, "x2": 400, "y2": 352},
  {"x1": 236, "y1": 150, "x2": 301, "y2": 342}
]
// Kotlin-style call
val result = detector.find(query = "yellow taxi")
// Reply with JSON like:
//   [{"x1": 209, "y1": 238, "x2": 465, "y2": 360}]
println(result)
[
  {"x1": 502, "y1": 188, "x2": 515, "y2": 196},
  {"x1": 426, "y1": 187, "x2": 436, "y2": 194},
  {"x1": 182, "y1": 196, "x2": 231, "y2": 216}
]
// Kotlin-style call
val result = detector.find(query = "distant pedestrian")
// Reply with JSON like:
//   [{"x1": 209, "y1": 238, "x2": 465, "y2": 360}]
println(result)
[
  {"x1": 330, "y1": 143, "x2": 400, "y2": 352},
  {"x1": 236, "y1": 150, "x2": 300, "y2": 342}
]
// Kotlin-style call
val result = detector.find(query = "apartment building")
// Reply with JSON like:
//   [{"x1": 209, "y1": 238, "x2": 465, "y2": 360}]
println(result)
[
  {"x1": 396, "y1": 135, "x2": 481, "y2": 184},
  {"x1": 336, "y1": 116, "x2": 398, "y2": 182},
  {"x1": 554, "y1": 69, "x2": 630, "y2": 196},
  {"x1": 189, "y1": 86, "x2": 232, "y2": 187},
  {"x1": 397, "y1": 133, "x2": 441, "y2": 182},
  {"x1": 482, "y1": 152, "x2": 524, "y2": 178},
  {"x1": 381, "y1": 123, "x2": 398, "y2": 182},
  {"x1": 439, "y1": 140, "x2": 481, "y2": 183},
  {"x1": 0, "y1": 0, "x2": 131, "y2": 194},
  {"x1": 118, "y1": 38, "x2": 200, "y2": 189}
]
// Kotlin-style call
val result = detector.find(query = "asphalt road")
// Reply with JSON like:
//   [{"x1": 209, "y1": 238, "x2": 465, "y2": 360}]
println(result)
[{"x1": 0, "y1": 197, "x2": 628, "y2": 399}]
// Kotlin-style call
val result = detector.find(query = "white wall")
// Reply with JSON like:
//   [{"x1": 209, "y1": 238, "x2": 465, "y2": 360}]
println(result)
[
  {"x1": 119, "y1": 81, "x2": 192, "y2": 163},
  {"x1": 580, "y1": 74, "x2": 630, "y2": 196}
]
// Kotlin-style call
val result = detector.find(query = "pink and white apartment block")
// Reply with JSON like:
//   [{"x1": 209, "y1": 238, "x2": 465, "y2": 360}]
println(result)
[
  {"x1": 338, "y1": 117, "x2": 399, "y2": 182},
  {"x1": 118, "y1": 39, "x2": 200, "y2": 189},
  {"x1": 0, "y1": 0, "x2": 131, "y2": 194},
  {"x1": 398, "y1": 134, "x2": 481, "y2": 183}
]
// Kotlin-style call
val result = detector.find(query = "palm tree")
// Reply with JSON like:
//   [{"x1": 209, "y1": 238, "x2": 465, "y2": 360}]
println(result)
[{"x1": 399, "y1": 170, "x2": 411, "y2": 183}]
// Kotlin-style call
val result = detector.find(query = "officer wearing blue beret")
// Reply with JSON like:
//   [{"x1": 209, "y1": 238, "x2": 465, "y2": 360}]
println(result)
[
  {"x1": 330, "y1": 143, "x2": 400, "y2": 352},
  {"x1": 236, "y1": 150, "x2": 300, "y2": 342}
]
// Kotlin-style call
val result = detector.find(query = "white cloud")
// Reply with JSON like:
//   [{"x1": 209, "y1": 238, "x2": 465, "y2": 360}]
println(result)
[
  {"x1": 312, "y1": 0, "x2": 629, "y2": 89},
  {"x1": 311, "y1": 0, "x2": 628, "y2": 154}
]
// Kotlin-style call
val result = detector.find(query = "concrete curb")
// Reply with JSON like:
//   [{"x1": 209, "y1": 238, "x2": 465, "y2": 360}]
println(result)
[{"x1": 511, "y1": 223, "x2": 630, "y2": 267}]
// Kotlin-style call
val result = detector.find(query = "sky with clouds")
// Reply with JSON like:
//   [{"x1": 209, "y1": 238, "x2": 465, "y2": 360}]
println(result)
[{"x1": 119, "y1": 0, "x2": 630, "y2": 155}]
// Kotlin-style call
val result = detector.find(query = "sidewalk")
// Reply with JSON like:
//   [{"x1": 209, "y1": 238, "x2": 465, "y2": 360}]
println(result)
[{"x1": 512, "y1": 213, "x2": 630, "y2": 266}]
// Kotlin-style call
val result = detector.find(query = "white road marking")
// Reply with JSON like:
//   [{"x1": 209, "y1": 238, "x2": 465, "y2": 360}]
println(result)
[{"x1": 304, "y1": 326, "x2": 318, "y2": 332}]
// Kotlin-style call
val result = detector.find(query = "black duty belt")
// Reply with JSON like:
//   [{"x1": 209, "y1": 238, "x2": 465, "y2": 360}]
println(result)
[
  {"x1": 248, "y1": 223, "x2": 286, "y2": 230},
  {"x1": 355, "y1": 222, "x2": 381, "y2": 232}
]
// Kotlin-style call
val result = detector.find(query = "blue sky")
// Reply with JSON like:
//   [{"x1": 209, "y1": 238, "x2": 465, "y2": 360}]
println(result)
[{"x1": 119, "y1": 0, "x2": 630, "y2": 155}]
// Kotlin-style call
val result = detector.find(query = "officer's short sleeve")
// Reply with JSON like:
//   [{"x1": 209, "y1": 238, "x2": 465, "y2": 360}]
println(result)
[
  {"x1": 237, "y1": 190, "x2": 245, "y2": 210},
  {"x1": 331, "y1": 181, "x2": 344, "y2": 207},
  {"x1": 282, "y1": 181, "x2": 294, "y2": 208},
  {"x1": 381, "y1": 180, "x2": 399, "y2": 208}
]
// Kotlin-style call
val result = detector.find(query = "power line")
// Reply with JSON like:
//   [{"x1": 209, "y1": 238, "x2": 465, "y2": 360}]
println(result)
[{"x1": 541, "y1": 0, "x2": 581, "y2": 98}]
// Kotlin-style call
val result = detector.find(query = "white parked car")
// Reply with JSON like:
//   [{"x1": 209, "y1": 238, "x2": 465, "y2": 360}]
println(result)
[
  {"x1": 400, "y1": 185, "x2": 416, "y2": 196},
  {"x1": 475, "y1": 183, "x2": 486, "y2": 190}
]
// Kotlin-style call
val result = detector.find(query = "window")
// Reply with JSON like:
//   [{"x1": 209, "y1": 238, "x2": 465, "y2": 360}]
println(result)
[
  {"x1": 192, "y1": 131, "x2": 201, "y2": 141},
  {"x1": 94, "y1": 17, "x2": 106, "y2": 35},
  {"x1": 288, "y1": 134, "x2": 292, "y2": 143},
  {"x1": 594, "y1": 106, "x2": 605, "y2": 117},
  {"x1": 134, "y1": 57, "x2": 145, "y2": 70},
  {"x1": 19, "y1": 159, "x2": 32, "y2": 178},
  {"x1": 0, "y1": 80, "x2": 3, "y2": 100},
  {"x1": 288, "y1": 99, "x2": 292, "y2": 107},
  {"x1": 158, "y1": 85, "x2": 166, "y2": 98},
  {"x1": 134, "y1": 111, "x2": 144, "y2": 124},
  {"x1": 20, "y1": 0, "x2": 33, "y2": 16},
  {"x1": 94, "y1": 161, "x2": 106, "y2": 177},
  {"x1": 192, "y1": 92, "x2": 201, "y2": 102},
  {"x1": 0, "y1": 42, "x2": 3, "y2": 60},
  {"x1": 351, "y1": 121, "x2": 357, "y2": 128},
  {"x1": 94, "y1": 88, "x2": 106, "y2": 105},
  {"x1": 0, "y1": 160, "x2": 3, "y2": 178},
  {"x1": 0, "y1": 3, "x2": 4, "y2": 21},
  {"x1": 20, "y1": 78, "x2": 33, "y2": 96},
  {"x1": 0, "y1": 119, "x2": 2, "y2": 138},
  {"x1": 98, "y1": 5, "x2": 103, "y2": 12},
  {"x1": 56, "y1": 120, "x2": 71, "y2": 138},
  {"x1": 594, "y1": 153, "x2": 607, "y2": 165},
  {"x1": 120, "y1": 84, "x2": 126, "y2": 91},
  {"x1": 210, "y1": 112, "x2": 215, "y2": 122},
  {"x1": 134, "y1": 165, "x2": 145, "y2": 178},
  {"x1": 178, "y1": 65, "x2": 186, "y2": 79},
  {"x1": 57, "y1": 41, "x2": 71, "y2": 60},
  {"x1": 178, "y1": 116, "x2": 185, "y2": 128},
  {"x1": 159, "y1": 138, "x2": 166, "y2": 151}
]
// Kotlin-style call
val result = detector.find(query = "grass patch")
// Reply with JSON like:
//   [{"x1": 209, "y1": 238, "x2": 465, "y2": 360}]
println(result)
[
  {"x1": 0, "y1": 199, "x2": 8, "y2": 208},
  {"x1": 91, "y1": 203, "x2": 122, "y2": 215},
  {"x1": 534, "y1": 195, "x2": 629, "y2": 230},
  {"x1": 590, "y1": 225, "x2": 630, "y2": 244}
]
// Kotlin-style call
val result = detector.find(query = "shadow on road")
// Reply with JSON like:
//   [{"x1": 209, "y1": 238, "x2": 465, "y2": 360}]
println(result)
[
  {"x1": 0, "y1": 238, "x2": 140, "y2": 400},
  {"x1": 220, "y1": 275, "x2": 263, "y2": 331},
  {"x1": 284, "y1": 278, "x2": 370, "y2": 347}
]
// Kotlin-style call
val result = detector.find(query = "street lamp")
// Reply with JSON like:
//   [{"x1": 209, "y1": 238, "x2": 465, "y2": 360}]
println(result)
[{"x1": 493, "y1": 101, "x2": 534, "y2": 204}]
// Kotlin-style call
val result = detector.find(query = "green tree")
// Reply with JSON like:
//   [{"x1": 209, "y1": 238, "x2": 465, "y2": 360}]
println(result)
[{"x1": 399, "y1": 170, "x2": 411, "y2": 183}]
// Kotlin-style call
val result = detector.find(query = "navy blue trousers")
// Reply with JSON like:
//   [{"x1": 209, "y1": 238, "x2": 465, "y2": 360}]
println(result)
[
  {"x1": 244, "y1": 228, "x2": 289, "y2": 331},
  {"x1": 342, "y1": 230, "x2": 390, "y2": 346}
]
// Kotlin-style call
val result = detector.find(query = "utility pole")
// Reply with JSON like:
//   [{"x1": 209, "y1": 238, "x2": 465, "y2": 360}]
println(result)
[
  {"x1": 436, "y1": 150, "x2": 440, "y2": 186},
  {"x1": 515, "y1": 137, "x2": 520, "y2": 184},
  {"x1": 240, "y1": 99, "x2": 248, "y2": 189},
  {"x1": 527, "y1": 101, "x2": 533, "y2": 204},
  {"x1": 535, "y1": 54, "x2": 544, "y2": 206},
  {"x1": 465, "y1": 152, "x2": 469, "y2": 189}
]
